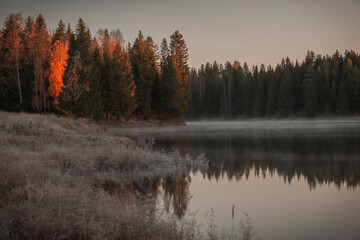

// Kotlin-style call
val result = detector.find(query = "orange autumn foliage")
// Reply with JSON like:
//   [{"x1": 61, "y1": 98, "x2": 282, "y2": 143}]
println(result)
[{"x1": 49, "y1": 40, "x2": 68, "y2": 107}]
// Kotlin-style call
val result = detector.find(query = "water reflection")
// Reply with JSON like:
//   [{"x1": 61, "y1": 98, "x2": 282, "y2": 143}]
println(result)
[
  {"x1": 162, "y1": 174, "x2": 191, "y2": 218},
  {"x1": 155, "y1": 133, "x2": 360, "y2": 189},
  {"x1": 124, "y1": 174, "x2": 191, "y2": 219},
  {"x1": 113, "y1": 121, "x2": 360, "y2": 239}
]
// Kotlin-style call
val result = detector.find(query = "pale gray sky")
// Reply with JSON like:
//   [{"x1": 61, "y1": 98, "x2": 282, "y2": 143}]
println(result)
[{"x1": 1, "y1": 0, "x2": 359, "y2": 68}]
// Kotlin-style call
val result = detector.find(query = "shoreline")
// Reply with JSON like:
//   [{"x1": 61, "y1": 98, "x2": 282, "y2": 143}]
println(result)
[{"x1": 186, "y1": 115, "x2": 360, "y2": 122}]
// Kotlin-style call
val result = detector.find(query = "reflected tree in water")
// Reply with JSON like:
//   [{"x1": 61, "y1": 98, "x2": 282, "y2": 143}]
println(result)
[
  {"x1": 162, "y1": 174, "x2": 191, "y2": 218},
  {"x1": 155, "y1": 133, "x2": 360, "y2": 189}
]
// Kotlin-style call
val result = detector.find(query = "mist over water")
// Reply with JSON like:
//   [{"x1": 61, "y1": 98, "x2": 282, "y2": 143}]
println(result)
[{"x1": 112, "y1": 120, "x2": 360, "y2": 240}]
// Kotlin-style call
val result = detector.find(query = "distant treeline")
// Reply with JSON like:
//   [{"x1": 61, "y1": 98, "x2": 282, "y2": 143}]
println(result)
[
  {"x1": 0, "y1": 14, "x2": 189, "y2": 120},
  {"x1": 188, "y1": 50, "x2": 360, "y2": 118}
]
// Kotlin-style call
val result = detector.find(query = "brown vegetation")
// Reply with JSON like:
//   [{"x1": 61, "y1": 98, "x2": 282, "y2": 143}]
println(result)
[{"x1": 0, "y1": 111, "x2": 204, "y2": 239}]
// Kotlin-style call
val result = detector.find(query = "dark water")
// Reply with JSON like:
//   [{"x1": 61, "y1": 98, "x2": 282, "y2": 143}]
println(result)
[{"x1": 113, "y1": 120, "x2": 360, "y2": 240}]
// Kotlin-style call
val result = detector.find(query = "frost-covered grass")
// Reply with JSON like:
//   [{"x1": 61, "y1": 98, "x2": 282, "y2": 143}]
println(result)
[{"x1": 0, "y1": 111, "x2": 208, "y2": 240}]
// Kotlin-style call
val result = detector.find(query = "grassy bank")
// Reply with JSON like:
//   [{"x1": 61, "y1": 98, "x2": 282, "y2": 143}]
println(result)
[{"x1": 0, "y1": 111, "x2": 207, "y2": 239}]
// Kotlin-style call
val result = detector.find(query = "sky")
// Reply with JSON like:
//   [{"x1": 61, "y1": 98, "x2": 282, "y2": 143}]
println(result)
[{"x1": 0, "y1": 0, "x2": 359, "y2": 68}]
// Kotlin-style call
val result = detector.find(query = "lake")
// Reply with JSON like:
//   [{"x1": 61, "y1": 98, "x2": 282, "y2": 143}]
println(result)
[{"x1": 112, "y1": 120, "x2": 360, "y2": 240}]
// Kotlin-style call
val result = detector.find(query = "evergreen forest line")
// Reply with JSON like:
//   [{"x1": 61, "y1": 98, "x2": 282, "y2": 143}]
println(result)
[
  {"x1": 188, "y1": 50, "x2": 360, "y2": 118},
  {"x1": 1, "y1": 14, "x2": 360, "y2": 121},
  {"x1": 0, "y1": 14, "x2": 189, "y2": 121}
]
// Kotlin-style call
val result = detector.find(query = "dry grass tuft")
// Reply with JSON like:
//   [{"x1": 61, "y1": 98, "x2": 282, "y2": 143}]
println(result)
[{"x1": 0, "y1": 111, "x2": 207, "y2": 240}]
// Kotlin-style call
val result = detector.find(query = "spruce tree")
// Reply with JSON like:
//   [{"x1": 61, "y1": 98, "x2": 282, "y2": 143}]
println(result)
[
  {"x1": 101, "y1": 29, "x2": 116, "y2": 120},
  {"x1": 277, "y1": 69, "x2": 293, "y2": 116},
  {"x1": 52, "y1": 20, "x2": 66, "y2": 44},
  {"x1": 0, "y1": 13, "x2": 24, "y2": 109},
  {"x1": 156, "y1": 38, "x2": 183, "y2": 119},
  {"x1": 253, "y1": 64, "x2": 266, "y2": 117},
  {"x1": 292, "y1": 61, "x2": 303, "y2": 114},
  {"x1": 232, "y1": 61, "x2": 243, "y2": 116},
  {"x1": 198, "y1": 64, "x2": 207, "y2": 116},
  {"x1": 146, "y1": 36, "x2": 160, "y2": 117},
  {"x1": 336, "y1": 58, "x2": 353, "y2": 115},
  {"x1": 303, "y1": 65, "x2": 318, "y2": 116},
  {"x1": 159, "y1": 51, "x2": 182, "y2": 119},
  {"x1": 265, "y1": 65, "x2": 279, "y2": 116},
  {"x1": 205, "y1": 62, "x2": 214, "y2": 115},
  {"x1": 33, "y1": 14, "x2": 51, "y2": 112},
  {"x1": 88, "y1": 47, "x2": 104, "y2": 120},
  {"x1": 188, "y1": 67, "x2": 200, "y2": 118},
  {"x1": 60, "y1": 18, "x2": 92, "y2": 116},
  {"x1": 113, "y1": 43, "x2": 136, "y2": 120},
  {"x1": 130, "y1": 31, "x2": 153, "y2": 120},
  {"x1": 21, "y1": 16, "x2": 36, "y2": 112},
  {"x1": 151, "y1": 38, "x2": 168, "y2": 116},
  {"x1": 170, "y1": 30, "x2": 189, "y2": 118},
  {"x1": 242, "y1": 63, "x2": 253, "y2": 116}
]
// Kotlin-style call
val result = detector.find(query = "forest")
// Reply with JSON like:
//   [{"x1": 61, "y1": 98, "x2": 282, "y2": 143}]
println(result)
[
  {"x1": 0, "y1": 14, "x2": 189, "y2": 121},
  {"x1": 1, "y1": 14, "x2": 360, "y2": 121},
  {"x1": 188, "y1": 50, "x2": 360, "y2": 118}
]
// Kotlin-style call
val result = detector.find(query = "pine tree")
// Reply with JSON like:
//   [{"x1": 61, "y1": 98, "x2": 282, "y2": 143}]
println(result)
[
  {"x1": 158, "y1": 50, "x2": 182, "y2": 119},
  {"x1": 318, "y1": 60, "x2": 331, "y2": 114},
  {"x1": 336, "y1": 59, "x2": 353, "y2": 114},
  {"x1": 65, "y1": 23, "x2": 71, "y2": 43},
  {"x1": 254, "y1": 64, "x2": 266, "y2": 117},
  {"x1": 60, "y1": 18, "x2": 92, "y2": 116},
  {"x1": 169, "y1": 30, "x2": 189, "y2": 118},
  {"x1": 265, "y1": 65, "x2": 279, "y2": 116},
  {"x1": 52, "y1": 20, "x2": 66, "y2": 44},
  {"x1": 113, "y1": 43, "x2": 136, "y2": 120},
  {"x1": 198, "y1": 64, "x2": 207, "y2": 116},
  {"x1": 242, "y1": 63, "x2": 253, "y2": 116},
  {"x1": 100, "y1": 29, "x2": 116, "y2": 120},
  {"x1": 205, "y1": 62, "x2": 214, "y2": 115},
  {"x1": 21, "y1": 16, "x2": 36, "y2": 112},
  {"x1": 75, "y1": 18, "x2": 92, "y2": 67},
  {"x1": 223, "y1": 62, "x2": 234, "y2": 117},
  {"x1": 152, "y1": 38, "x2": 168, "y2": 117},
  {"x1": 303, "y1": 65, "x2": 318, "y2": 116},
  {"x1": 130, "y1": 31, "x2": 153, "y2": 120},
  {"x1": 58, "y1": 51, "x2": 81, "y2": 116},
  {"x1": 219, "y1": 64, "x2": 228, "y2": 116},
  {"x1": 292, "y1": 61, "x2": 303, "y2": 114},
  {"x1": 33, "y1": 14, "x2": 51, "y2": 112},
  {"x1": 145, "y1": 36, "x2": 160, "y2": 117},
  {"x1": 277, "y1": 69, "x2": 293, "y2": 116},
  {"x1": 0, "y1": 13, "x2": 24, "y2": 108},
  {"x1": 232, "y1": 61, "x2": 243, "y2": 116},
  {"x1": 188, "y1": 67, "x2": 200, "y2": 118},
  {"x1": 87, "y1": 47, "x2": 104, "y2": 120},
  {"x1": 74, "y1": 19, "x2": 92, "y2": 113}
]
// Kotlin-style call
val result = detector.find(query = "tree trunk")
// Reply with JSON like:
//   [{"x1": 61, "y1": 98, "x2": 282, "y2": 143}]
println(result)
[{"x1": 16, "y1": 54, "x2": 22, "y2": 104}]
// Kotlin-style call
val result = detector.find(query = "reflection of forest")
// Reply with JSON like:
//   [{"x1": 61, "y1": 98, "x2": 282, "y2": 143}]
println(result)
[
  {"x1": 128, "y1": 132, "x2": 360, "y2": 220},
  {"x1": 162, "y1": 174, "x2": 191, "y2": 218},
  {"x1": 129, "y1": 175, "x2": 191, "y2": 219},
  {"x1": 155, "y1": 133, "x2": 360, "y2": 189}
]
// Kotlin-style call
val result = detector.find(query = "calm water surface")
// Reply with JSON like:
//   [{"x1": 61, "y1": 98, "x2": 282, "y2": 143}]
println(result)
[{"x1": 113, "y1": 120, "x2": 360, "y2": 240}]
